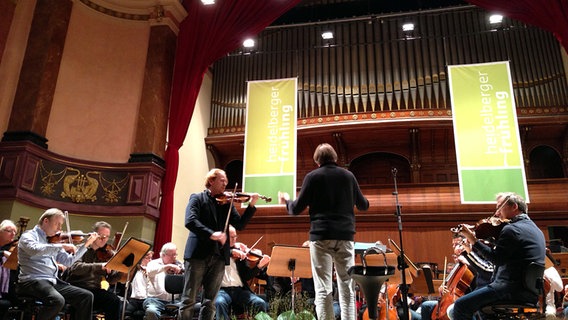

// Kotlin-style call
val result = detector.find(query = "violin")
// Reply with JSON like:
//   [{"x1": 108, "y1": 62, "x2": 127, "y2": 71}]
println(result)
[
  {"x1": 47, "y1": 231, "x2": 91, "y2": 244},
  {"x1": 450, "y1": 216, "x2": 509, "y2": 243},
  {"x1": 96, "y1": 231, "x2": 124, "y2": 262},
  {"x1": 232, "y1": 246, "x2": 266, "y2": 268},
  {"x1": 215, "y1": 192, "x2": 272, "y2": 204}
]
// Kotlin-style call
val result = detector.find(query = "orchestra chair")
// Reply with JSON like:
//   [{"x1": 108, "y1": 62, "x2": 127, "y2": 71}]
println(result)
[
  {"x1": 161, "y1": 274, "x2": 185, "y2": 319},
  {"x1": 480, "y1": 262, "x2": 545, "y2": 319}
]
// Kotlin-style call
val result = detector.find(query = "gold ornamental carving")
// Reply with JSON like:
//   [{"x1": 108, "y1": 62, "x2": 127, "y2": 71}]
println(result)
[
  {"x1": 61, "y1": 168, "x2": 99, "y2": 203},
  {"x1": 40, "y1": 161, "x2": 128, "y2": 204}
]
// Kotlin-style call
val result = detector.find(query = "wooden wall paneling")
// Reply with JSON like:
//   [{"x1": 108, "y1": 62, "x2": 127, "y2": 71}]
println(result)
[{"x1": 21, "y1": 155, "x2": 39, "y2": 192}]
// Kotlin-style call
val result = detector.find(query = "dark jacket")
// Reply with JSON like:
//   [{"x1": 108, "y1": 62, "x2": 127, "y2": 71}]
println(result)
[
  {"x1": 183, "y1": 190, "x2": 256, "y2": 264},
  {"x1": 286, "y1": 162, "x2": 369, "y2": 241},
  {"x1": 473, "y1": 213, "x2": 545, "y2": 302},
  {"x1": 64, "y1": 248, "x2": 123, "y2": 290}
]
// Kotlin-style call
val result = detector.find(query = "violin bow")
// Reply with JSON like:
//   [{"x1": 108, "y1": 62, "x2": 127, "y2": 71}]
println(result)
[
  {"x1": 494, "y1": 195, "x2": 511, "y2": 215},
  {"x1": 223, "y1": 183, "x2": 238, "y2": 234},
  {"x1": 245, "y1": 235, "x2": 264, "y2": 255},
  {"x1": 441, "y1": 256, "x2": 448, "y2": 286},
  {"x1": 116, "y1": 222, "x2": 129, "y2": 250},
  {"x1": 64, "y1": 211, "x2": 72, "y2": 244}
]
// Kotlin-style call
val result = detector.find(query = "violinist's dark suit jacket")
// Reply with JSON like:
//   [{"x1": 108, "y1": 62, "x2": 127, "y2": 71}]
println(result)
[
  {"x1": 183, "y1": 191, "x2": 256, "y2": 265},
  {"x1": 473, "y1": 213, "x2": 545, "y2": 301}
]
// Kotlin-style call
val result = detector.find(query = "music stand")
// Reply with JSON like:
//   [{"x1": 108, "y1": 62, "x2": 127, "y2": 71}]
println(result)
[
  {"x1": 362, "y1": 252, "x2": 414, "y2": 285},
  {"x1": 104, "y1": 237, "x2": 152, "y2": 320},
  {"x1": 408, "y1": 265, "x2": 436, "y2": 296},
  {"x1": 267, "y1": 245, "x2": 312, "y2": 312}
]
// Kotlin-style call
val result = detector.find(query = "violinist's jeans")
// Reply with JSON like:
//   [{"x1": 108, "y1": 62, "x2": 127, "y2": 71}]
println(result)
[
  {"x1": 419, "y1": 300, "x2": 438, "y2": 320},
  {"x1": 215, "y1": 286, "x2": 268, "y2": 319},
  {"x1": 179, "y1": 256, "x2": 225, "y2": 320},
  {"x1": 310, "y1": 240, "x2": 355, "y2": 320},
  {"x1": 452, "y1": 285, "x2": 502, "y2": 320}
]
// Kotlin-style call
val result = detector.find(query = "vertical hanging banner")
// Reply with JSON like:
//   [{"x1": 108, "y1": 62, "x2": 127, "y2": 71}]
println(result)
[
  {"x1": 448, "y1": 61, "x2": 529, "y2": 203},
  {"x1": 243, "y1": 78, "x2": 297, "y2": 207}
]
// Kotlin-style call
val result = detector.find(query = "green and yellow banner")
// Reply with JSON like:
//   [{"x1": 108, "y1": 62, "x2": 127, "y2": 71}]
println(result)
[
  {"x1": 243, "y1": 78, "x2": 297, "y2": 207},
  {"x1": 448, "y1": 61, "x2": 529, "y2": 203}
]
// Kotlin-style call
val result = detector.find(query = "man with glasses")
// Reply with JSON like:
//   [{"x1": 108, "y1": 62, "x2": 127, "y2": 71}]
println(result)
[
  {"x1": 17, "y1": 208, "x2": 98, "y2": 320},
  {"x1": 451, "y1": 192, "x2": 546, "y2": 320},
  {"x1": 214, "y1": 225, "x2": 270, "y2": 320},
  {"x1": 65, "y1": 221, "x2": 125, "y2": 320},
  {"x1": 143, "y1": 242, "x2": 184, "y2": 320}
]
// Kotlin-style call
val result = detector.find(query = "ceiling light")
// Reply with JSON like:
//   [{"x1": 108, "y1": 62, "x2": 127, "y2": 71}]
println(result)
[
  {"x1": 321, "y1": 31, "x2": 334, "y2": 40},
  {"x1": 201, "y1": 0, "x2": 215, "y2": 5},
  {"x1": 489, "y1": 14, "x2": 503, "y2": 24},
  {"x1": 402, "y1": 23, "x2": 414, "y2": 32},
  {"x1": 243, "y1": 39, "x2": 255, "y2": 48}
]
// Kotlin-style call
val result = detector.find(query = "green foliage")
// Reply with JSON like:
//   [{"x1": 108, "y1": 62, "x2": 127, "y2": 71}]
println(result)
[{"x1": 236, "y1": 291, "x2": 316, "y2": 320}]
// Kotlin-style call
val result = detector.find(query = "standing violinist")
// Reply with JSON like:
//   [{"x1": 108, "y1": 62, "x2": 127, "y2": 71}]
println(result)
[
  {"x1": 451, "y1": 192, "x2": 546, "y2": 320},
  {"x1": 0, "y1": 219, "x2": 17, "y2": 313},
  {"x1": 179, "y1": 168, "x2": 259, "y2": 320},
  {"x1": 214, "y1": 225, "x2": 270, "y2": 320},
  {"x1": 17, "y1": 208, "x2": 98, "y2": 320},
  {"x1": 64, "y1": 221, "x2": 124, "y2": 320}
]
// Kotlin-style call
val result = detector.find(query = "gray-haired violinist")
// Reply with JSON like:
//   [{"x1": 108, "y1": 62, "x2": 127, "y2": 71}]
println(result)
[
  {"x1": 143, "y1": 242, "x2": 183, "y2": 320},
  {"x1": 17, "y1": 208, "x2": 98, "y2": 320},
  {"x1": 451, "y1": 192, "x2": 546, "y2": 320}
]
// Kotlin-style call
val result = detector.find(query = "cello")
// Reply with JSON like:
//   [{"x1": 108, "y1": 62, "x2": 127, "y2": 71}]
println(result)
[{"x1": 433, "y1": 259, "x2": 474, "y2": 320}]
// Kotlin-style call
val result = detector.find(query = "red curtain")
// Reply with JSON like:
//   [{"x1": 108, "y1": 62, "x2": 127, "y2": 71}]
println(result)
[
  {"x1": 467, "y1": 0, "x2": 568, "y2": 51},
  {"x1": 154, "y1": 0, "x2": 302, "y2": 254}
]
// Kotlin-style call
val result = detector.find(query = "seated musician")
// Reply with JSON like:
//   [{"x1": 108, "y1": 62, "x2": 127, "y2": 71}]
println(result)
[
  {"x1": 214, "y1": 225, "x2": 270, "y2": 320},
  {"x1": 420, "y1": 234, "x2": 493, "y2": 320},
  {"x1": 143, "y1": 243, "x2": 184, "y2": 320},
  {"x1": 451, "y1": 192, "x2": 546, "y2": 320},
  {"x1": 64, "y1": 221, "x2": 124, "y2": 320},
  {"x1": 126, "y1": 250, "x2": 153, "y2": 318},
  {"x1": 0, "y1": 219, "x2": 18, "y2": 314},
  {"x1": 17, "y1": 208, "x2": 98, "y2": 319}
]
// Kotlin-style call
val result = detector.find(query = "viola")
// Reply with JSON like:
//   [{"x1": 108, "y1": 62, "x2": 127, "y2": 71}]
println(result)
[
  {"x1": 47, "y1": 231, "x2": 91, "y2": 244},
  {"x1": 215, "y1": 192, "x2": 272, "y2": 204}
]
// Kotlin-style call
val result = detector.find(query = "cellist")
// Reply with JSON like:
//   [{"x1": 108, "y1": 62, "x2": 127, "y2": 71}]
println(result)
[{"x1": 420, "y1": 234, "x2": 493, "y2": 320}]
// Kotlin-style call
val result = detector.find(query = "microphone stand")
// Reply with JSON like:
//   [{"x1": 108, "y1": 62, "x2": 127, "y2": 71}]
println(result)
[{"x1": 392, "y1": 167, "x2": 410, "y2": 320}]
